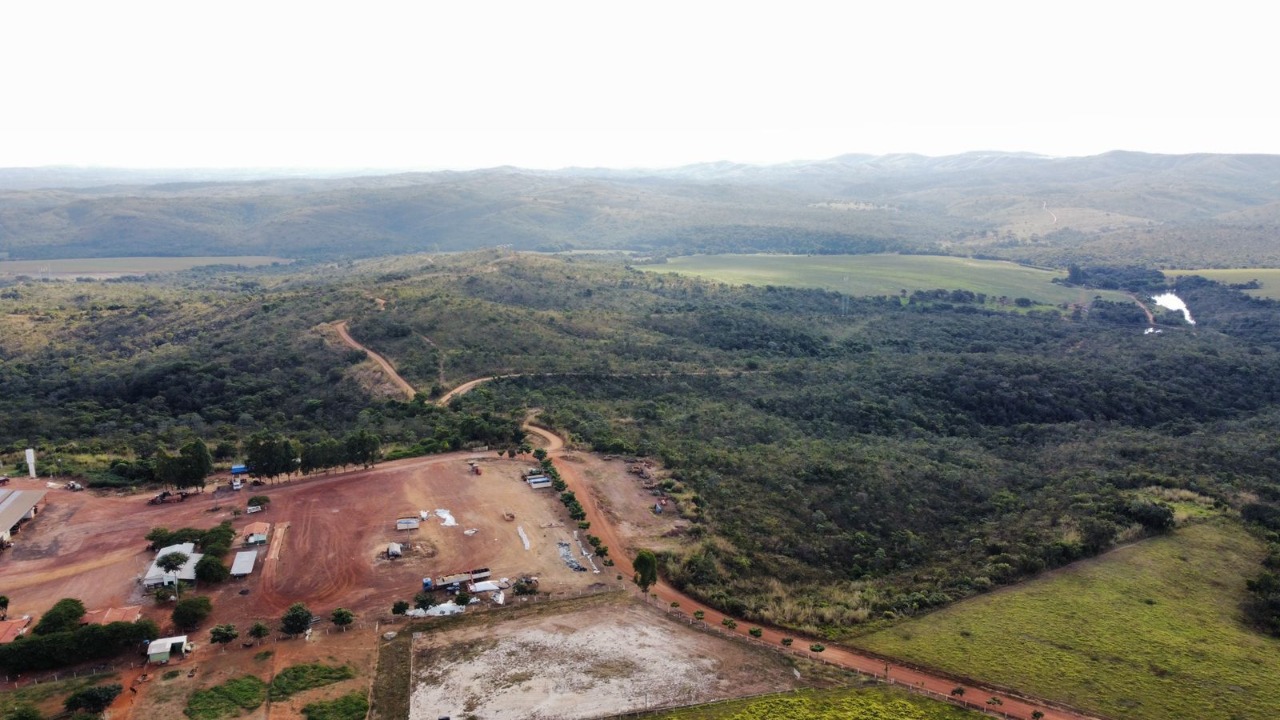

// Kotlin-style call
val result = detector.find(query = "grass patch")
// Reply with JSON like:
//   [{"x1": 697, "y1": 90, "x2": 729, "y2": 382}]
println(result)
[
  {"x1": 302, "y1": 691, "x2": 370, "y2": 720},
  {"x1": 854, "y1": 519, "x2": 1280, "y2": 720},
  {"x1": 370, "y1": 632, "x2": 412, "y2": 720},
  {"x1": 0, "y1": 256, "x2": 290, "y2": 277},
  {"x1": 649, "y1": 253, "x2": 1130, "y2": 306},
  {"x1": 0, "y1": 673, "x2": 115, "y2": 715},
  {"x1": 183, "y1": 675, "x2": 266, "y2": 720},
  {"x1": 269, "y1": 663, "x2": 355, "y2": 700},
  {"x1": 641, "y1": 685, "x2": 978, "y2": 719},
  {"x1": 253, "y1": 650, "x2": 273, "y2": 662},
  {"x1": 162, "y1": 670, "x2": 182, "y2": 680}
]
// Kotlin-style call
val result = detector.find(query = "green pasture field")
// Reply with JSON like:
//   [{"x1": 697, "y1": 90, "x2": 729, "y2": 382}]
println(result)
[
  {"x1": 648, "y1": 254, "x2": 1130, "y2": 306},
  {"x1": 1166, "y1": 268, "x2": 1280, "y2": 299},
  {"x1": 641, "y1": 685, "x2": 978, "y2": 720},
  {"x1": 0, "y1": 256, "x2": 289, "y2": 277},
  {"x1": 853, "y1": 520, "x2": 1278, "y2": 720}
]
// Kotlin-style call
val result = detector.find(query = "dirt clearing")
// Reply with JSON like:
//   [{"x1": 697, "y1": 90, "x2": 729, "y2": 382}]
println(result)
[{"x1": 409, "y1": 596, "x2": 796, "y2": 720}]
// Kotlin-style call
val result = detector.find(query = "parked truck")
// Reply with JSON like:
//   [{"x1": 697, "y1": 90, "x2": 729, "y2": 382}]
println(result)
[
  {"x1": 148, "y1": 490, "x2": 190, "y2": 505},
  {"x1": 433, "y1": 567, "x2": 491, "y2": 587}
]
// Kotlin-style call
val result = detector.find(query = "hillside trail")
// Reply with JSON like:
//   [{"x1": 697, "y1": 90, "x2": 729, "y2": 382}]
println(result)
[
  {"x1": 329, "y1": 326, "x2": 1102, "y2": 720},
  {"x1": 1130, "y1": 294, "x2": 1156, "y2": 325},
  {"x1": 332, "y1": 321, "x2": 416, "y2": 399}
]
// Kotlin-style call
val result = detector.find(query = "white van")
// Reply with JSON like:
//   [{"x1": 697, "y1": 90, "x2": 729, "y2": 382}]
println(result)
[{"x1": 231, "y1": 478, "x2": 243, "y2": 491}]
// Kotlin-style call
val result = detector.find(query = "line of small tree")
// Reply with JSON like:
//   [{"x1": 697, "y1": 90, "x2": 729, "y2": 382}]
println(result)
[
  {"x1": 246, "y1": 429, "x2": 381, "y2": 482},
  {"x1": 0, "y1": 598, "x2": 159, "y2": 674}
]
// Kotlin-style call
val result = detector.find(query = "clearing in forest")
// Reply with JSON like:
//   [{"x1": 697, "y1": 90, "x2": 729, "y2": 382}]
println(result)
[{"x1": 650, "y1": 253, "x2": 1130, "y2": 306}]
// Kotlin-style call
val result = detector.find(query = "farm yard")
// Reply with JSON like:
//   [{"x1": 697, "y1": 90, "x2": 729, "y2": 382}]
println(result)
[{"x1": 0, "y1": 450, "x2": 613, "y2": 653}]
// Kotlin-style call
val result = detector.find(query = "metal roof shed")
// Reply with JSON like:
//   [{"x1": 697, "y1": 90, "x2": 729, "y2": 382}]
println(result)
[
  {"x1": 396, "y1": 518, "x2": 420, "y2": 530},
  {"x1": 147, "y1": 635, "x2": 190, "y2": 664},
  {"x1": 0, "y1": 489, "x2": 46, "y2": 543},
  {"x1": 230, "y1": 550, "x2": 257, "y2": 578},
  {"x1": 143, "y1": 543, "x2": 203, "y2": 588}
]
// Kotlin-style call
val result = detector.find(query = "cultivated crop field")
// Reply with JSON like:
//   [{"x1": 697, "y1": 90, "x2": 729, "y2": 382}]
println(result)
[
  {"x1": 854, "y1": 520, "x2": 1280, "y2": 720},
  {"x1": 0, "y1": 255, "x2": 289, "y2": 278},
  {"x1": 641, "y1": 685, "x2": 979, "y2": 720},
  {"x1": 648, "y1": 254, "x2": 1130, "y2": 305}
]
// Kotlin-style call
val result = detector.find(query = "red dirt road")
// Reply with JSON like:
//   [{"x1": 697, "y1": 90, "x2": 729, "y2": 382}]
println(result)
[
  {"x1": 333, "y1": 320, "x2": 416, "y2": 399},
  {"x1": 547, "y1": 444, "x2": 1099, "y2": 720}
]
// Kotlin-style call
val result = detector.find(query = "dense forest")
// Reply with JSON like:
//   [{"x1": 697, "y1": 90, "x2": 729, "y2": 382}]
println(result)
[{"x1": 4, "y1": 253, "x2": 1280, "y2": 638}]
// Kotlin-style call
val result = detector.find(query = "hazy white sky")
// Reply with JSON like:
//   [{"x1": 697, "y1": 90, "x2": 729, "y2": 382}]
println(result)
[{"x1": 2, "y1": 1, "x2": 1274, "y2": 170}]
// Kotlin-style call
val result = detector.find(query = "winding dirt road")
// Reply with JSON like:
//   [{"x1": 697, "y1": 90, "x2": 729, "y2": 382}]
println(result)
[
  {"x1": 333, "y1": 321, "x2": 416, "y2": 399},
  {"x1": 330, "y1": 326, "x2": 1102, "y2": 720}
]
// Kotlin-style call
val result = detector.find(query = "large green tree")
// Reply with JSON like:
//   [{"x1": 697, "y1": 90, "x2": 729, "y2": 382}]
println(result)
[
  {"x1": 634, "y1": 549, "x2": 659, "y2": 593},
  {"x1": 281, "y1": 603, "x2": 313, "y2": 636},
  {"x1": 32, "y1": 598, "x2": 86, "y2": 636},
  {"x1": 245, "y1": 432, "x2": 298, "y2": 482},
  {"x1": 154, "y1": 439, "x2": 214, "y2": 491},
  {"x1": 343, "y1": 430, "x2": 381, "y2": 468}
]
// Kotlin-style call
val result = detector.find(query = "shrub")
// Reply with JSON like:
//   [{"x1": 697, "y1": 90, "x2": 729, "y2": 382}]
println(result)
[
  {"x1": 302, "y1": 692, "x2": 369, "y2": 720},
  {"x1": 172, "y1": 596, "x2": 213, "y2": 631},
  {"x1": 269, "y1": 664, "x2": 355, "y2": 700},
  {"x1": 781, "y1": 637, "x2": 793, "y2": 646},
  {"x1": 65, "y1": 684, "x2": 122, "y2": 714},
  {"x1": 184, "y1": 676, "x2": 267, "y2": 720},
  {"x1": 810, "y1": 643, "x2": 826, "y2": 653},
  {"x1": 749, "y1": 627, "x2": 763, "y2": 638},
  {"x1": 391, "y1": 601, "x2": 409, "y2": 615}
]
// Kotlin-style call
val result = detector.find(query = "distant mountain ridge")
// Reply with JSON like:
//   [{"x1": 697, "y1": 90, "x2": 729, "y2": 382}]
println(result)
[{"x1": 3, "y1": 151, "x2": 1280, "y2": 267}]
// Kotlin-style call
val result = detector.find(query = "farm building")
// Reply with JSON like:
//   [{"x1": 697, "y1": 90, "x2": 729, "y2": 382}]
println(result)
[
  {"x1": 527, "y1": 477, "x2": 552, "y2": 490},
  {"x1": 147, "y1": 635, "x2": 192, "y2": 664},
  {"x1": 243, "y1": 521, "x2": 270, "y2": 546},
  {"x1": 230, "y1": 550, "x2": 257, "y2": 578},
  {"x1": 81, "y1": 606, "x2": 143, "y2": 625},
  {"x1": 0, "y1": 489, "x2": 47, "y2": 544},
  {"x1": 0, "y1": 617, "x2": 32, "y2": 644},
  {"x1": 387, "y1": 542, "x2": 403, "y2": 558},
  {"x1": 396, "y1": 517, "x2": 420, "y2": 531},
  {"x1": 143, "y1": 543, "x2": 204, "y2": 588}
]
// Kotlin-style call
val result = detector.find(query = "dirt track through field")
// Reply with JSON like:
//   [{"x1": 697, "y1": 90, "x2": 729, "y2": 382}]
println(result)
[{"x1": 333, "y1": 325, "x2": 1103, "y2": 720}]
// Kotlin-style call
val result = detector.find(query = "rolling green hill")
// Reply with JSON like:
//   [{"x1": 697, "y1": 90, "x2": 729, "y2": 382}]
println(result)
[{"x1": 6, "y1": 151, "x2": 1280, "y2": 267}]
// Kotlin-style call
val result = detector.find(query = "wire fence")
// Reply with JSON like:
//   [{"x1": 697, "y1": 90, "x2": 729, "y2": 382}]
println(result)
[
  {"x1": 6, "y1": 585, "x2": 1044, "y2": 719},
  {"x1": 0, "y1": 585, "x2": 625, "y2": 690}
]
